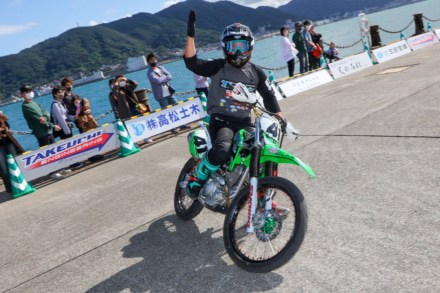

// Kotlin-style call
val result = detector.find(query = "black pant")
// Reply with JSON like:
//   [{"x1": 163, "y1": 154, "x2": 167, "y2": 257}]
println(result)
[
  {"x1": 37, "y1": 134, "x2": 55, "y2": 147},
  {"x1": 297, "y1": 51, "x2": 308, "y2": 74},
  {"x1": 196, "y1": 87, "x2": 209, "y2": 97},
  {"x1": 207, "y1": 114, "x2": 253, "y2": 166},
  {"x1": 308, "y1": 52, "x2": 319, "y2": 70},
  {"x1": 0, "y1": 142, "x2": 18, "y2": 193},
  {"x1": 287, "y1": 59, "x2": 295, "y2": 77}
]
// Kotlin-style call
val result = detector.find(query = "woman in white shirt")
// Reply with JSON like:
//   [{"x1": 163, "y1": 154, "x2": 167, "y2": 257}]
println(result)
[{"x1": 280, "y1": 26, "x2": 298, "y2": 77}]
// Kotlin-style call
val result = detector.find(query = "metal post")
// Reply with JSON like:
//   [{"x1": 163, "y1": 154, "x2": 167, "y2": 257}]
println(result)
[
  {"x1": 413, "y1": 13, "x2": 425, "y2": 35},
  {"x1": 370, "y1": 25, "x2": 382, "y2": 48}
]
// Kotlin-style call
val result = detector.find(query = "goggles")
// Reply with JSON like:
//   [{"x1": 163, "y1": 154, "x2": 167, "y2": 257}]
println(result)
[{"x1": 226, "y1": 40, "x2": 250, "y2": 54}]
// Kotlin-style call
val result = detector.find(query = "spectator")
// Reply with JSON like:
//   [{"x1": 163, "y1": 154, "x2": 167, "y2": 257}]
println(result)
[
  {"x1": 51, "y1": 87, "x2": 73, "y2": 140},
  {"x1": 74, "y1": 95, "x2": 99, "y2": 132},
  {"x1": 309, "y1": 25, "x2": 323, "y2": 70},
  {"x1": 0, "y1": 111, "x2": 24, "y2": 194},
  {"x1": 193, "y1": 73, "x2": 209, "y2": 97},
  {"x1": 61, "y1": 77, "x2": 103, "y2": 162},
  {"x1": 303, "y1": 20, "x2": 318, "y2": 71},
  {"x1": 61, "y1": 77, "x2": 87, "y2": 133},
  {"x1": 146, "y1": 52, "x2": 189, "y2": 133},
  {"x1": 292, "y1": 21, "x2": 308, "y2": 74},
  {"x1": 280, "y1": 25, "x2": 298, "y2": 77},
  {"x1": 108, "y1": 79, "x2": 119, "y2": 120},
  {"x1": 325, "y1": 42, "x2": 342, "y2": 62},
  {"x1": 112, "y1": 75, "x2": 152, "y2": 143},
  {"x1": 20, "y1": 85, "x2": 69, "y2": 180},
  {"x1": 112, "y1": 75, "x2": 139, "y2": 118}
]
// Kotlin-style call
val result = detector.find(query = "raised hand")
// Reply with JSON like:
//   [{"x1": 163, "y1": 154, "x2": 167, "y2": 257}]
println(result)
[{"x1": 187, "y1": 9, "x2": 197, "y2": 37}]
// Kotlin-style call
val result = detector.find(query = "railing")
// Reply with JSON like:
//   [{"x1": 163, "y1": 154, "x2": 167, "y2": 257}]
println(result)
[{"x1": 10, "y1": 13, "x2": 439, "y2": 136}]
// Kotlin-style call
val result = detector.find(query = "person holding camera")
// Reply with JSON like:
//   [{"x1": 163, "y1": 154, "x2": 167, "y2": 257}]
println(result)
[
  {"x1": 111, "y1": 74, "x2": 141, "y2": 118},
  {"x1": 112, "y1": 74, "x2": 152, "y2": 143}
]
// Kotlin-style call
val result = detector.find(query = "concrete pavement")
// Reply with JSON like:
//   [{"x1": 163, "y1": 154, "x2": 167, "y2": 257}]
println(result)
[{"x1": 0, "y1": 43, "x2": 439, "y2": 292}]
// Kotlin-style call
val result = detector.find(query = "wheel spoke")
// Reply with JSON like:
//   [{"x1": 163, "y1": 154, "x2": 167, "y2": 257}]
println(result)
[{"x1": 231, "y1": 186, "x2": 296, "y2": 261}]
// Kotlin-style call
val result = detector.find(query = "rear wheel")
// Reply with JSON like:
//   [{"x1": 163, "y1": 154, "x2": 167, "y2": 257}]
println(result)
[
  {"x1": 223, "y1": 176, "x2": 307, "y2": 273},
  {"x1": 174, "y1": 158, "x2": 204, "y2": 220}
]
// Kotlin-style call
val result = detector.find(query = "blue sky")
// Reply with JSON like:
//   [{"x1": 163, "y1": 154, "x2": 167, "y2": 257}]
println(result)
[{"x1": 0, "y1": 0, "x2": 289, "y2": 57}]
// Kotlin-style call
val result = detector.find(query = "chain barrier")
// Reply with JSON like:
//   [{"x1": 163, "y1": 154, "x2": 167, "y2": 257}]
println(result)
[
  {"x1": 322, "y1": 38, "x2": 363, "y2": 49},
  {"x1": 259, "y1": 65, "x2": 288, "y2": 70},
  {"x1": 10, "y1": 109, "x2": 114, "y2": 135},
  {"x1": 423, "y1": 15, "x2": 440, "y2": 22},
  {"x1": 379, "y1": 19, "x2": 414, "y2": 34},
  {"x1": 174, "y1": 90, "x2": 197, "y2": 96}
]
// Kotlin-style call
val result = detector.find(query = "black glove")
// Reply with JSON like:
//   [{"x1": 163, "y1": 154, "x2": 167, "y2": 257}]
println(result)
[{"x1": 187, "y1": 9, "x2": 196, "y2": 37}]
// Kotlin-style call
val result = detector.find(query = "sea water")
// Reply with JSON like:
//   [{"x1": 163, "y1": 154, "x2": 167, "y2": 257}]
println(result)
[{"x1": 4, "y1": 0, "x2": 439, "y2": 151}]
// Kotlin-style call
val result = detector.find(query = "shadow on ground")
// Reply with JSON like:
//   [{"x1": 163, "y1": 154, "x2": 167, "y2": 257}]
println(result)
[{"x1": 85, "y1": 215, "x2": 284, "y2": 293}]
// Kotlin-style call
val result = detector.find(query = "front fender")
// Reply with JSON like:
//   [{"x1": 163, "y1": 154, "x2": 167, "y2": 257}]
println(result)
[{"x1": 259, "y1": 145, "x2": 315, "y2": 178}]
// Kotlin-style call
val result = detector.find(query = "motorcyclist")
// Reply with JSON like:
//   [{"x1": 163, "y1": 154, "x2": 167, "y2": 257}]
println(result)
[{"x1": 184, "y1": 10, "x2": 282, "y2": 198}]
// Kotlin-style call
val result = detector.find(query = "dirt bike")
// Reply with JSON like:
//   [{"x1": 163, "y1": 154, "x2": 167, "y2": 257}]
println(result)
[{"x1": 174, "y1": 83, "x2": 315, "y2": 273}]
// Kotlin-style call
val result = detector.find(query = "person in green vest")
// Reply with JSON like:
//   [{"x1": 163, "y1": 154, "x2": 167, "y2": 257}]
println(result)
[
  {"x1": 20, "y1": 85, "x2": 70, "y2": 180},
  {"x1": 292, "y1": 21, "x2": 308, "y2": 74}
]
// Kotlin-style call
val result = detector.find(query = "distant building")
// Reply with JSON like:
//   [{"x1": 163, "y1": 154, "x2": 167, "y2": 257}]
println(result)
[
  {"x1": 73, "y1": 71, "x2": 105, "y2": 86},
  {"x1": 127, "y1": 56, "x2": 147, "y2": 72}
]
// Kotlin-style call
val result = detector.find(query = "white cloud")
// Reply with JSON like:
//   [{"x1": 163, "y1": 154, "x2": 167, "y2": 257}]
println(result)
[
  {"x1": 0, "y1": 22, "x2": 37, "y2": 35},
  {"x1": 89, "y1": 20, "x2": 99, "y2": 26},
  {"x1": 163, "y1": 0, "x2": 180, "y2": 9},
  {"x1": 8, "y1": 0, "x2": 21, "y2": 8},
  {"x1": 204, "y1": 0, "x2": 290, "y2": 8},
  {"x1": 106, "y1": 9, "x2": 117, "y2": 15}
]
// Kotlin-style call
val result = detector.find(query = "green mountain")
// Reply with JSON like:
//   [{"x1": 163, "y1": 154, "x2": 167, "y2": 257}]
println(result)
[
  {"x1": 278, "y1": 0, "x2": 424, "y2": 20},
  {"x1": 0, "y1": 0, "x2": 302, "y2": 99}
]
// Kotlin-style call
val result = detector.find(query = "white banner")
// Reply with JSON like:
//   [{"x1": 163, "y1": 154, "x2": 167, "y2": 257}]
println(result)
[
  {"x1": 328, "y1": 52, "x2": 373, "y2": 79},
  {"x1": 278, "y1": 70, "x2": 333, "y2": 97},
  {"x1": 406, "y1": 32, "x2": 438, "y2": 50},
  {"x1": 372, "y1": 40, "x2": 412, "y2": 63},
  {"x1": 435, "y1": 28, "x2": 440, "y2": 40},
  {"x1": 16, "y1": 124, "x2": 119, "y2": 181},
  {"x1": 124, "y1": 98, "x2": 206, "y2": 141}
]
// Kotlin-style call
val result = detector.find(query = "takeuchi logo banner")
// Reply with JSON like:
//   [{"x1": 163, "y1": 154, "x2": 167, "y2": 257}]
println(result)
[
  {"x1": 15, "y1": 123, "x2": 120, "y2": 181},
  {"x1": 23, "y1": 131, "x2": 113, "y2": 170}
]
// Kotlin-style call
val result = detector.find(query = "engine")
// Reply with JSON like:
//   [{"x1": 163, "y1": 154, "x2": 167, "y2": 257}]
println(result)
[{"x1": 199, "y1": 164, "x2": 247, "y2": 212}]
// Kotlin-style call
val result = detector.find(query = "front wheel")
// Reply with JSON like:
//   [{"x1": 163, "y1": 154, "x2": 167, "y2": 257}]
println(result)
[
  {"x1": 223, "y1": 176, "x2": 307, "y2": 273},
  {"x1": 174, "y1": 158, "x2": 204, "y2": 220}
]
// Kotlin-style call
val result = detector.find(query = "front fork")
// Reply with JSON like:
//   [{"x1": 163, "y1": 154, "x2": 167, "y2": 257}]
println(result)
[{"x1": 247, "y1": 117, "x2": 273, "y2": 233}]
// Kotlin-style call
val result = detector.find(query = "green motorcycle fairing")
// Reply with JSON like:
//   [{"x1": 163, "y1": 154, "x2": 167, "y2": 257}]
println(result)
[{"x1": 230, "y1": 129, "x2": 315, "y2": 178}]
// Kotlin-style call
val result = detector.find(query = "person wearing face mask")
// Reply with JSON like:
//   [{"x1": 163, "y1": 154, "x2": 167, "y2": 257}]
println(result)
[
  {"x1": 61, "y1": 77, "x2": 103, "y2": 164},
  {"x1": 20, "y1": 85, "x2": 68, "y2": 180},
  {"x1": 112, "y1": 75, "x2": 153, "y2": 144},
  {"x1": 51, "y1": 87, "x2": 73, "y2": 140},
  {"x1": 111, "y1": 74, "x2": 141, "y2": 119},
  {"x1": 302, "y1": 20, "x2": 318, "y2": 71},
  {"x1": 147, "y1": 52, "x2": 189, "y2": 134},
  {"x1": 292, "y1": 21, "x2": 308, "y2": 74},
  {"x1": 61, "y1": 77, "x2": 88, "y2": 133}
]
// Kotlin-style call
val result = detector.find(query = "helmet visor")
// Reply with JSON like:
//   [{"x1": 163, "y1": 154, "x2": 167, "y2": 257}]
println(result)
[{"x1": 226, "y1": 40, "x2": 250, "y2": 54}]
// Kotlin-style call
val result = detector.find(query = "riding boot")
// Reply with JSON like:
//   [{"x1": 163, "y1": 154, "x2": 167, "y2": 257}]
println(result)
[{"x1": 187, "y1": 154, "x2": 219, "y2": 199}]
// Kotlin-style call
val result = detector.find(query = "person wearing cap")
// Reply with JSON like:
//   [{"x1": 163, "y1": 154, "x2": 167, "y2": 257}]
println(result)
[
  {"x1": 20, "y1": 85, "x2": 68, "y2": 180},
  {"x1": 292, "y1": 21, "x2": 308, "y2": 74}
]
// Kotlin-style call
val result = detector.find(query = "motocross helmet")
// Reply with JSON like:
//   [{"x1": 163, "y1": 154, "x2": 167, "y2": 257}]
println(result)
[{"x1": 221, "y1": 23, "x2": 254, "y2": 68}]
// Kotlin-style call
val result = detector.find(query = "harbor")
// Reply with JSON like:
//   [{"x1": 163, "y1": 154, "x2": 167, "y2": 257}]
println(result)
[{"x1": 0, "y1": 38, "x2": 439, "y2": 292}]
